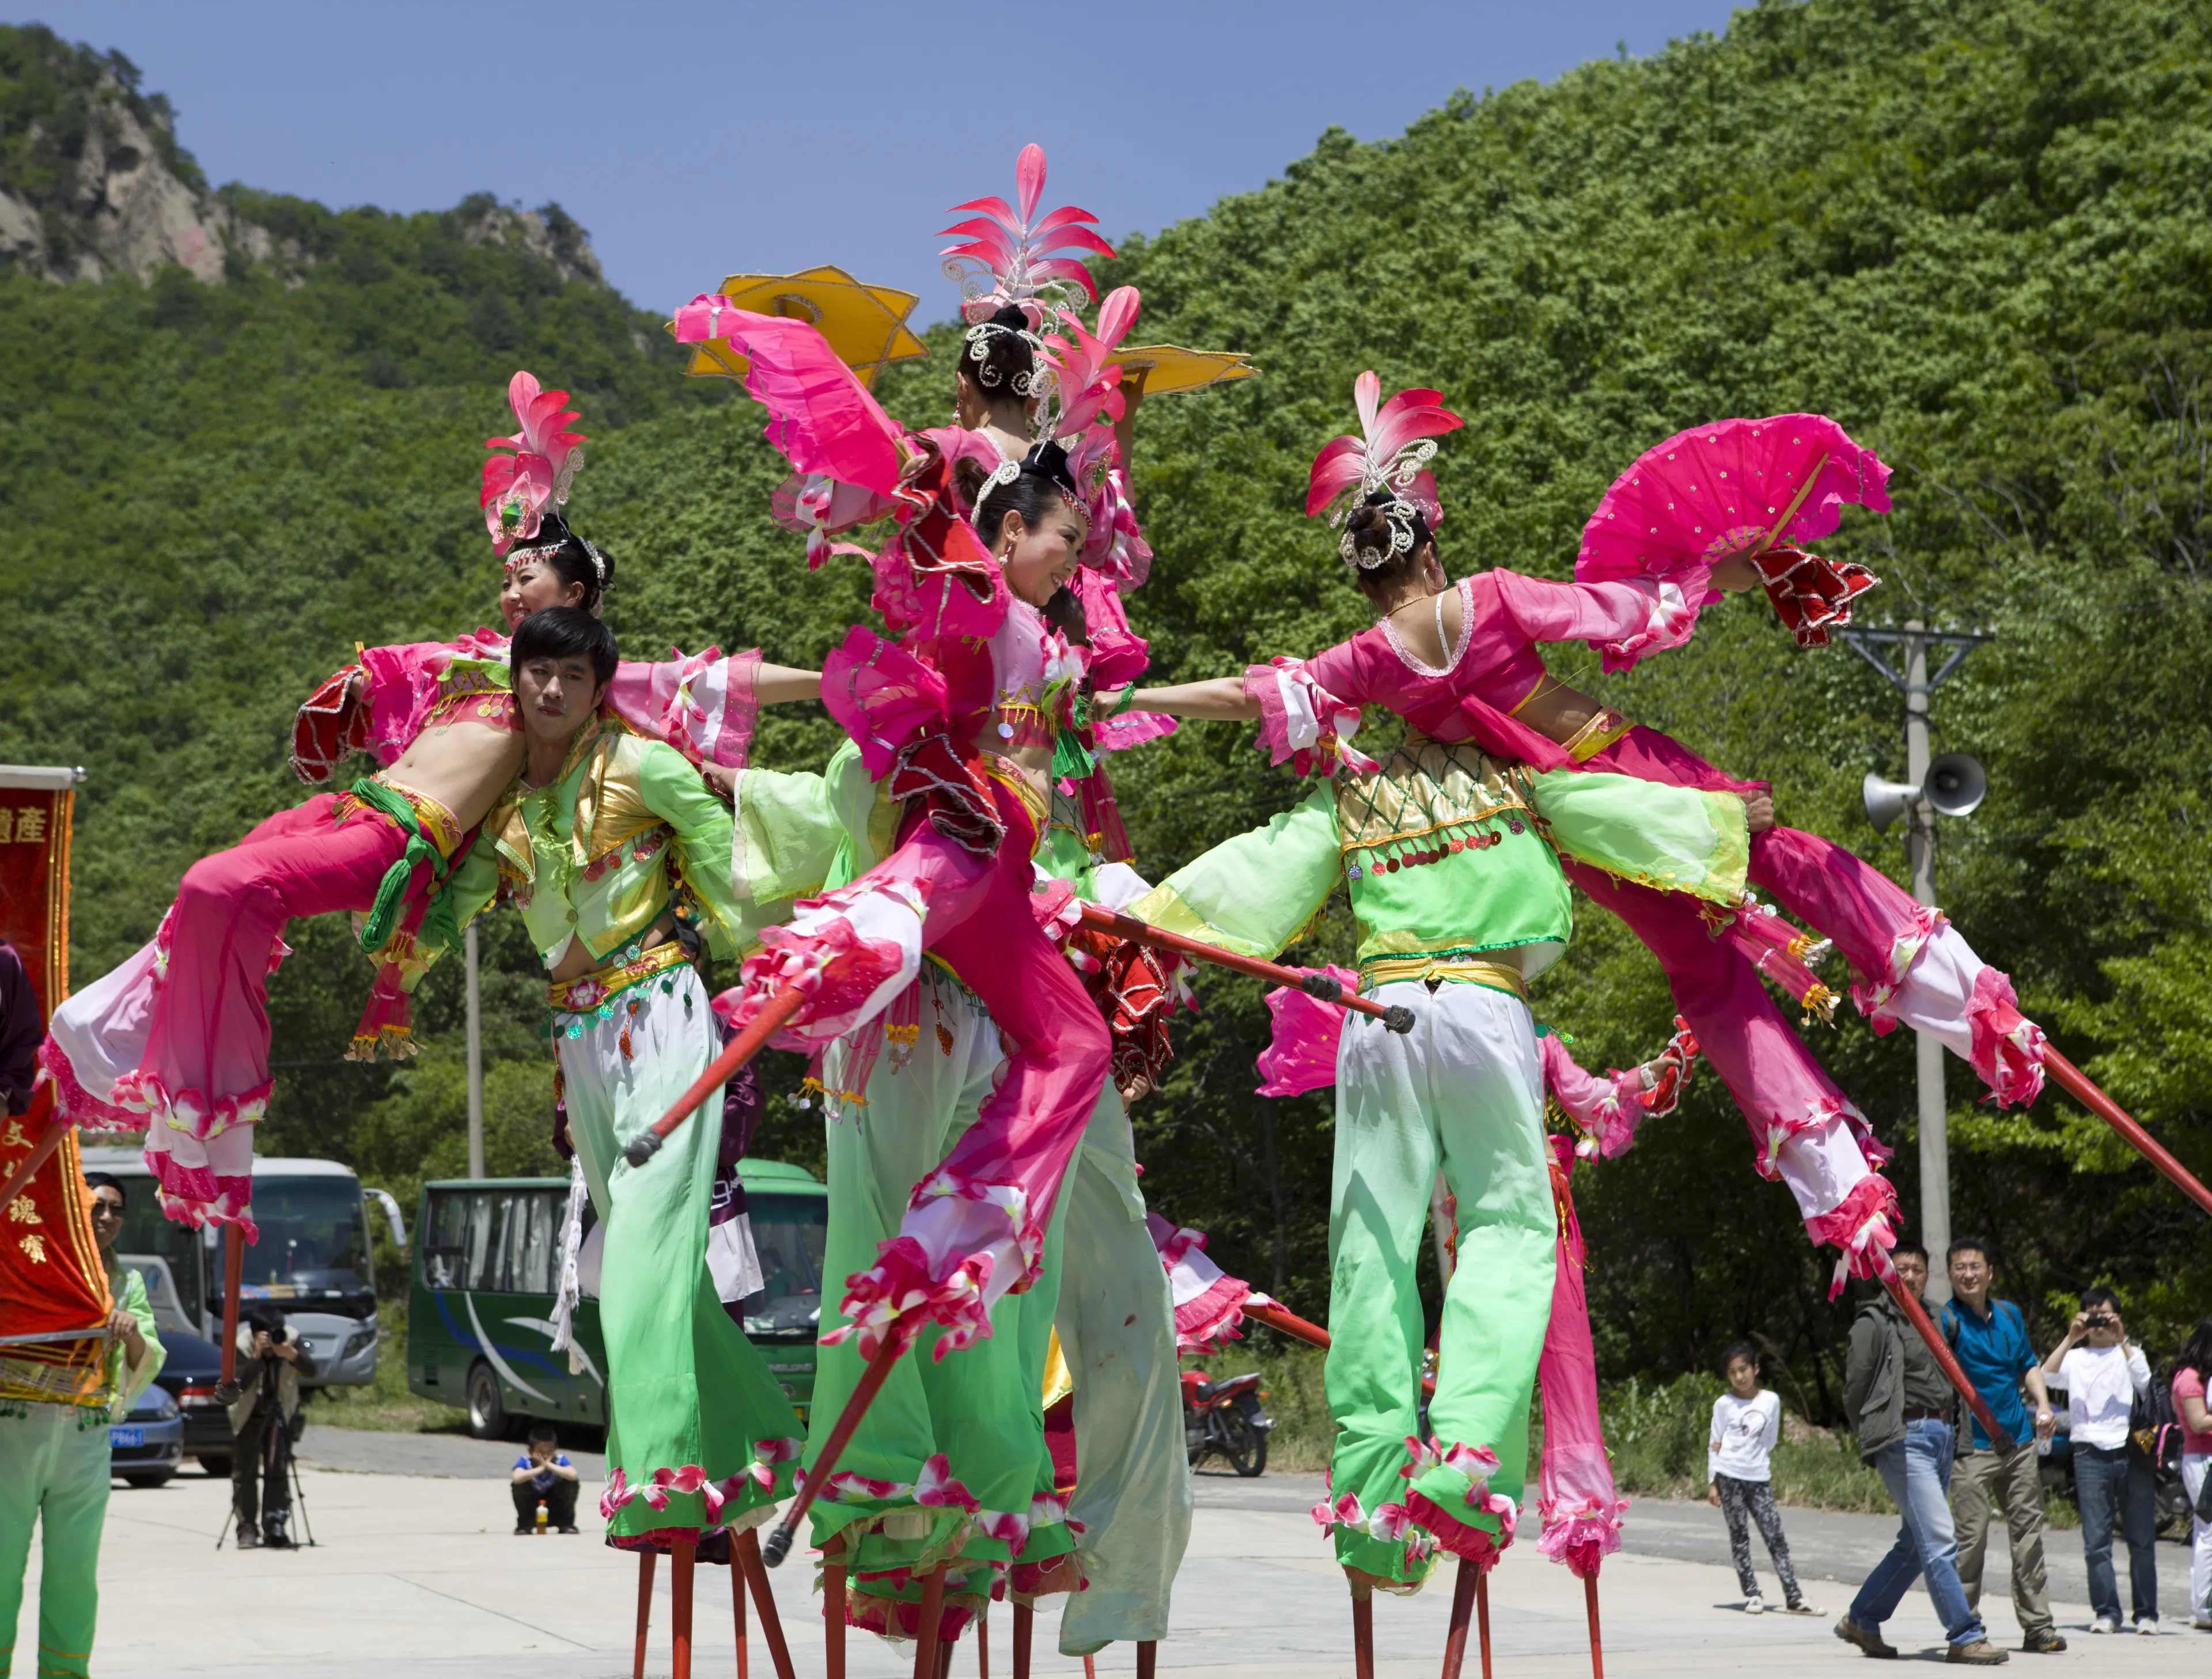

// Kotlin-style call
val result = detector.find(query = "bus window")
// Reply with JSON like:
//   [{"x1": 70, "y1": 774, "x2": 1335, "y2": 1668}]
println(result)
[
  {"x1": 463, "y1": 1192, "x2": 499, "y2": 1291},
  {"x1": 738, "y1": 1193, "x2": 828, "y2": 1339},
  {"x1": 112, "y1": 1187, "x2": 204, "y2": 1328},
  {"x1": 228, "y1": 1176, "x2": 373, "y2": 1307},
  {"x1": 509, "y1": 1191, "x2": 555, "y2": 1297},
  {"x1": 422, "y1": 1191, "x2": 469, "y2": 1290}
]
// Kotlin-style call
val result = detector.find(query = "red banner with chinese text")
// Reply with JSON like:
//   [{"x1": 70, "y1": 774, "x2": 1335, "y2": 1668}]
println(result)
[
  {"x1": 0, "y1": 775, "x2": 110, "y2": 1404},
  {"x1": 0, "y1": 780, "x2": 71, "y2": 1014}
]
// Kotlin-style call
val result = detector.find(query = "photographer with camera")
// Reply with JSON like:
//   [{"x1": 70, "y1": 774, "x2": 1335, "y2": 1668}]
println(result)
[
  {"x1": 228, "y1": 1307, "x2": 308, "y2": 1551},
  {"x1": 2041, "y1": 1287, "x2": 2157, "y2": 1633}
]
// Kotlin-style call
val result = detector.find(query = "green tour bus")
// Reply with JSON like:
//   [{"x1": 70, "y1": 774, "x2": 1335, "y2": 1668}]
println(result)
[{"x1": 407, "y1": 1159, "x2": 829, "y2": 1439}]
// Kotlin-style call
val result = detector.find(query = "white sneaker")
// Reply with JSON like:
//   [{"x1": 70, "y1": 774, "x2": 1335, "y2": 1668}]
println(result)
[
  {"x1": 1744, "y1": 1594, "x2": 1765, "y2": 1615},
  {"x1": 2135, "y1": 1620, "x2": 2160, "y2": 1636},
  {"x1": 2089, "y1": 1617, "x2": 2119, "y2": 1635},
  {"x1": 2191, "y1": 1616, "x2": 2212, "y2": 1631}
]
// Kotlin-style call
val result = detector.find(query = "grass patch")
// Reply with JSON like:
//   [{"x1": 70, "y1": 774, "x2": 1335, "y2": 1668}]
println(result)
[{"x1": 305, "y1": 1299, "x2": 468, "y2": 1435}]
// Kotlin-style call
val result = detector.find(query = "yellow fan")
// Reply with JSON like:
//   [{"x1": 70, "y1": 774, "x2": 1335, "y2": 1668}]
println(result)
[
  {"x1": 669, "y1": 265, "x2": 930, "y2": 390},
  {"x1": 1111, "y1": 344, "x2": 1259, "y2": 396}
]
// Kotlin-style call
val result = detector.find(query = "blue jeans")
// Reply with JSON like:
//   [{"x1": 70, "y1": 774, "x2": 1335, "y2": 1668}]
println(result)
[
  {"x1": 1849, "y1": 1418, "x2": 1987, "y2": 1645},
  {"x1": 2072, "y1": 1444, "x2": 2158, "y2": 1625}
]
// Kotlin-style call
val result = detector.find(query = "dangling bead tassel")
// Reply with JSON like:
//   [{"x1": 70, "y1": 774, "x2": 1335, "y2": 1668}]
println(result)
[{"x1": 619, "y1": 996, "x2": 639, "y2": 1061}]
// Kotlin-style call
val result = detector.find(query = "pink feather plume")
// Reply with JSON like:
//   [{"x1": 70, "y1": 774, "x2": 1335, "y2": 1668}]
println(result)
[
  {"x1": 482, "y1": 370, "x2": 586, "y2": 555},
  {"x1": 1305, "y1": 371, "x2": 1463, "y2": 525},
  {"x1": 941, "y1": 144, "x2": 1115, "y2": 323}
]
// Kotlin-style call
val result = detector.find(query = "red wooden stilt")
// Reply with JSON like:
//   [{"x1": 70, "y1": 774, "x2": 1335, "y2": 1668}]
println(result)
[
  {"x1": 672, "y1": 1538, "x2": 696, "y2": 1679},
  {"x1": 1136, "y1": 1639, "x2": 1157, "y2": 1678},
  {"x1": 1584, "y1": 1571, "x2": 1604, "y2": 1679},
  {"x1": 732, "y1": 1546, "x2": 749, "y2": 1679},
  {"x1": 1475, "y1": 1569, "x2": 1493, "y2": 1679},
  {"x1": 976, "y1": 1612, "x2": 988, "y2": 1679},
  {"x1": 734, "y1": 1528, "x2": 797, "y2": 1679},
  {"x1": 911, "y1": 1563, "x2": 949, "y2": 1679},
  {"x1": 1012, "y1": 1602, "x2": 1033, "y2": 1679},
  {"x1": 1082, "y1": 1657, "x2": 1097, "y2": 1678},
  {"x1": 1351, "y1": 1579, "x2": 1377, "y2": 1679},
  {"x1": 1441, "y1": 1555, "x2": 1479, "y2": 1679},
  {"x1": 824, "y1": 1537, "x2": 847, "y2": 1679},
  {"x1": 633, "y1": 1550, "x2": 656, "y2": 1679},
  {"x1": 935, "y1": 1635, "x2": 957, "y2": 1679}
]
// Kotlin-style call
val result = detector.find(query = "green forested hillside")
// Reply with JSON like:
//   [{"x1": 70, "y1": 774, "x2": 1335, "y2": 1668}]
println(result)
[{"x1": 4, "y1": 0, "x2": 2208, "y2": 1413}]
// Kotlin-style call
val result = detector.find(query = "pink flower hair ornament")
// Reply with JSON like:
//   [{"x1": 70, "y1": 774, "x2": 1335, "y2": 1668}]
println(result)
[
  {"x1": 940, "y1": 143, "x2": 1114, "y2": 328},
  {"x1": 482, "y1": 371, "x2": 586, "y2": 556}
]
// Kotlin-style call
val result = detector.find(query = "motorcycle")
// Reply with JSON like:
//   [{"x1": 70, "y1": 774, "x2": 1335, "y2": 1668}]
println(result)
[{"x1": 1182, "y1": 1369, "x2": 1274, "y2": 1477}]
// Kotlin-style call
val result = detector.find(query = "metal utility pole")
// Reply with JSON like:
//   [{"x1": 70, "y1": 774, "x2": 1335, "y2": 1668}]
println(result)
[
  {"x1": 465, "y1": 923, "x2": 485, "y2": 1180},
  {"x1": 1840, "y1": 620, "x2": 1988, "y2": 1303}
]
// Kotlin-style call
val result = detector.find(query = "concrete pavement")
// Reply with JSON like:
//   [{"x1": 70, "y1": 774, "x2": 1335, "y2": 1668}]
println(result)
[{"x1": 33, "y1": 1434, "x2": 2210, "y2": 1677}]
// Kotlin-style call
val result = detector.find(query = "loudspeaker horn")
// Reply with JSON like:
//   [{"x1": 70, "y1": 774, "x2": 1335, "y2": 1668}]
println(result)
[
  {"x1": 1862, "y1": 772, "x2": 1919, "y2": 834},
  {"x1": 1924, "y1": 752, "x2": 1987, "y2": 818}
]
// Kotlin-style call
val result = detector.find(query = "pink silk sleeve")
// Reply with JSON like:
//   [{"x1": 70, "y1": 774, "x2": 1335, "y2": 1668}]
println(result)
[{"x1": 1490, "y1": 567, "x2": 1710, "y2": 673}]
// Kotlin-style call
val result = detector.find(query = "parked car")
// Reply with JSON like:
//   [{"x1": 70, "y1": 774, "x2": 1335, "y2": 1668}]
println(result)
[
  {"x1": 110, "y1": 1386, "x2": 183, "y2": 1488},
  {"x1": 148, "y1": 1328, "x2": 234, "y2": 1476}
]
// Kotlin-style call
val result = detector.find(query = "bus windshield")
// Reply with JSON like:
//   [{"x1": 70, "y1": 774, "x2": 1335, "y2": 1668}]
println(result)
[
  {"x1": 223, "y1": 1176, "x2": 373, "y2": 1313},
  {"x1": 739, "y1": 1192, "x2": 827, "y2": 1339}
]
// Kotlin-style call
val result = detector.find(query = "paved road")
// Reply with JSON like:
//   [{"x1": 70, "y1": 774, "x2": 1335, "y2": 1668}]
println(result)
[{"x1": 41, "y1": 1440, "x2": 2207, "y2": 1677}]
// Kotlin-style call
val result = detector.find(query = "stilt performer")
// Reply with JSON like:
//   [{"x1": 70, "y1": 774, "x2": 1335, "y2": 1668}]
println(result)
[
  {"x1": 1120, "y1": 718, "x2": 1752, "y2": 1605},
  {"x1": 429, "y1": 608, "x2": 805, "y2": 1559},
  {"x1": 664, "y1": 252, "x2": 1119, "y2": 1645}
]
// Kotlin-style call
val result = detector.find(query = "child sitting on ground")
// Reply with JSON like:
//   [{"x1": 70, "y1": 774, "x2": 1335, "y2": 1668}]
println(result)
[
  {"x1": 1708, "y1": 1341, "x2": 1820, "y2": 1615},
  {"x1": 510, "y1": 1425, "x2": 581, "y2": 1534}
]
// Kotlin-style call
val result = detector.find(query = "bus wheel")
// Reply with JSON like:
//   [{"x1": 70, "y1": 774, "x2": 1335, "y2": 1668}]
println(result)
[{"x1": 465, "y1": 1362, "x2": 509, "y2": 1441}]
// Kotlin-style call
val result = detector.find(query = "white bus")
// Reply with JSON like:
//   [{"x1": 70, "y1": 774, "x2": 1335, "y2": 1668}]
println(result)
[{"x1": 80, "y1": 1148, "x2": 407, "y2": 1388}]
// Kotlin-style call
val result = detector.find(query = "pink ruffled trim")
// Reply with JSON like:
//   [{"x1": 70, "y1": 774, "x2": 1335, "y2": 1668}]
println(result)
[
  {"x1": 1850, "y1": 903, "x2": 1946, "y2": 1029},
  {"x1": 1402, "y1": 1490, "x2": 1512, "y2": 1571},
  {"x1": 111, "y1": 1068, "x2": 270, "y2": 1144},
  {"x1": 146, "y1": 1150, "x2": 257, "y2": 1240},
  {"x1": 826, "y1": 1235, "x2": 993, "y2": 1364},
  {"x1": 1172, "y1": 1273, "x2": 1251, "y2": 1356},
  {"x1": 1803, "y1": 1173, "x2": 1898, "y2": 1299},
  {"x1": 1596, "y1": 571, "x2": 1711, "y2": 674},
  {"x1": 844, "y1": 1592, "x2": 982, "y2": 1644},
  {"x1": 1536, "y1": 1498, "x2": 1628, "y2": 1579},
  {"x1": 600, "y1": 1443, "x2": 799, "y2": 1530},
  {"x1": 35, "y1": 1036, "x2": 141, "y2": 1134},
  {"x1": 1243, "y1": 659, "x2": 1378, "y2": 779},
  {"x1": 1967, "y1": 966, "x2": 2046, "y2": 1109}
]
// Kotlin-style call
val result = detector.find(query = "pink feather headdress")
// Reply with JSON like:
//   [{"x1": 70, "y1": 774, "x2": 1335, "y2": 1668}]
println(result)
[
  {"x1": 481, "y1": 372, "x2": 587, "y2": 557},
  {"x1": 1306, "y1": 372, "x2": 1464, "y2": 570},
  {"x1": 940, "y1": 143, "x2": 1115, "y2": 329}
]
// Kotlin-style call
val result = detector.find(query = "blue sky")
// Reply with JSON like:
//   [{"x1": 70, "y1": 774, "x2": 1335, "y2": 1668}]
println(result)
[{"x1": 25, "y1": 1, "x2": 1743, "y2": 323}]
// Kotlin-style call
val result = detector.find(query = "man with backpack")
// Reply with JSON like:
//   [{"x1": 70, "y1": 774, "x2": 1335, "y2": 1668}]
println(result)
[
  {"x1": 1941, "y1": 1238, "x2": 2064, "y2": 1653},
  {"x1": 2042, "y1": 1286, "x2": 2160, "y2": 1633}
]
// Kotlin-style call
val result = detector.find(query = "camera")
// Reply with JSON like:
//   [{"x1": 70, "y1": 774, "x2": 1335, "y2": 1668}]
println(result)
[{"x1": 2084, "y1": 1312, "x2": 2115, "y2": 1329}]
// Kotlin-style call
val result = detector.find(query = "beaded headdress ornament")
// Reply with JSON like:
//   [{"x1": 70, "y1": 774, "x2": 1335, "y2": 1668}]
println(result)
[
  {"x1": 1305, "y1": 372, "x2": 1464, "y2": 570},
  {"x1": 941, "y1": 143, "x2": 1114, "y2": 395}
]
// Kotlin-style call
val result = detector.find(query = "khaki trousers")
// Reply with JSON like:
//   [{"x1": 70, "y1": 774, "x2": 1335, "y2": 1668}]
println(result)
[{"x1": 1952, "y1": 1441, "x2": 2052, "y2": 1637}]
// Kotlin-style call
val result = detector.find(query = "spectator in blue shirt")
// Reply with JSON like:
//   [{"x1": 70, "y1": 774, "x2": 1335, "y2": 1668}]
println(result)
[
  {"x1": 510, "y1": 1426, "x2": 580, "y2": 1534},
  {"x1": 1941, "y1": 1237, "x2": 2062, "y2": 1654}
]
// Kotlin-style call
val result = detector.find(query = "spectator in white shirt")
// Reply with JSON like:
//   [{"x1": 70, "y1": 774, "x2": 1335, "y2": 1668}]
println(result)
[
  {"x1": 2041, "y1": 1287, "x2": 2157, "y2": 1633},
  {"x1": 1707, "y1": 1341, "x2": 1816, "y2": 1615}
]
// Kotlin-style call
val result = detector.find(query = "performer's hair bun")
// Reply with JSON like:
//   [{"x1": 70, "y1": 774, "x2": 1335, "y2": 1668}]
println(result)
[
  {"x1": 514, "y1": 513, "x2": 616, "y2": 615},
  {"x1": 961, "y1": 303, "x2": 1040, "y2": 399},
  {"x1": 1342, "y1": 489, "x2": 1436, "y2": 594}
]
